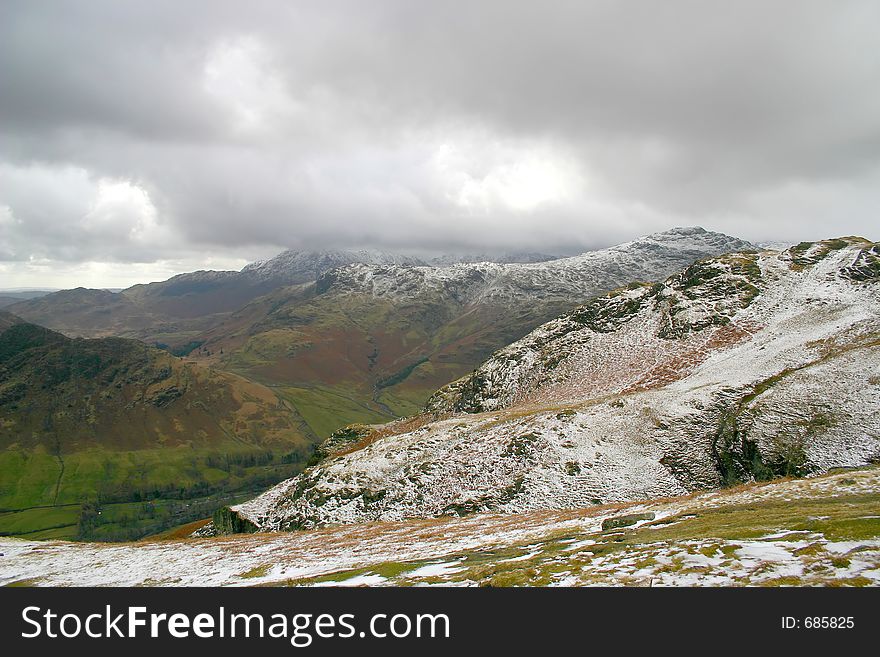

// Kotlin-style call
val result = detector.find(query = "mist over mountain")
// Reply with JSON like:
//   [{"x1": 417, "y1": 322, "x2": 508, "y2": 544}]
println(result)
[{"x1": 426, "y1": 252, "x2": 561, "y2": 266}]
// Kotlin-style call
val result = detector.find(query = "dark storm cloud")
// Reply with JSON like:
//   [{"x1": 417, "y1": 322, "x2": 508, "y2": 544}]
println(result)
[{"x1": 1, "y1": 0, "x2": 879, "y2": 285}]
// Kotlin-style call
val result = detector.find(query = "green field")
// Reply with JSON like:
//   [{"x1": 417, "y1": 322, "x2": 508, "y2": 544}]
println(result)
[
  {"x1": 277, "y1": 385, "x2": 390, "y2": 439},
  {"x1": 0, "y1": 444, "x2": 308, "y2": 541}
]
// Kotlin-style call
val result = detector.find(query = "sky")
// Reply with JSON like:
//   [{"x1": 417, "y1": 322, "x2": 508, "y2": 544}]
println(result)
[{"x1": 1, "y1": 1, "x2": 879, "y2": 289}]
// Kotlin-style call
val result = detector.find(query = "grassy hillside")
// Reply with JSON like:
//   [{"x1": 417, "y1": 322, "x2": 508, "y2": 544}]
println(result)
[
  {"x1": 0, "y1": 321, "x2": 314, "y2": 540},
  {"x1": 195, "y1": 289, "x2": 563, "y2": 433}
]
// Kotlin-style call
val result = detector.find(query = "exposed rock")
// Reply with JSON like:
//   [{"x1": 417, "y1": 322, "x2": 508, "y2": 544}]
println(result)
[
  {"x1": 602, "y1": 512, "x2": 656, "y2": 531},
  {"x1": 212, "y1": 506, "x2": 259, "y2": 535}
]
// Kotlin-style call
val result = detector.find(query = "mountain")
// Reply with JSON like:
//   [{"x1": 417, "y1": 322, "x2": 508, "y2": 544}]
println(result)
[
  {"x1": 313, "y1": 227, "x2": 754, "y2": 308},
  {"x1": 122, "y1": 250, "x2": 428, "y2": 320},
  {"x1": 6, "y1": 228, "x2": 755, "y2": 445},
  {"x1": 3, "y1": 249, "x2": 554, "y2": 336},
  {"x1": 192, "y1": 227, "x2": 755, "y2": 435},
  {"x1": 241, "y1": 248, "x2": 426, "y2": 282},
  {"x1": 427, "y1": 251, "x2": 560, "y2": 266},
  {"x1": 122, "y1": 270, "x2": 267, "y2": 319},
  {"x1": 6, "y1": 249, "x2": 429, "y2": 347},
  {"x1": 0, "y1": 319, "x2": 314, "y2": 541},
  {"x1": 0, "y1": 290, "x2": 57, "y2": 298},
  {"x1": 3, "y1": 287, "x2": 156, "y2": 337},
  {"x1": 0, "y1": 290, "x2": 56, "y2": 308},
  {"x1": 223, "y1": 237, "x2": 880, "y2": 531}
]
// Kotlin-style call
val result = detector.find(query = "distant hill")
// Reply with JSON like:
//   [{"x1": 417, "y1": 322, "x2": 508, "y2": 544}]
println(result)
[
  {"x1": 0, "y1": 319, "x2": 313, "y2": 541},
  {"x1": 4, "y1": 287, "x2": 154, "y2": 337},
  {"x1": 0, "y1": 290, "x2": 55, "y2": 308},
  {"x1": 0, "y1": 311, "x2": 23, "y2": 331},
  {"x1": 5, "y1": 250, "x2": 431, "y2": 346}
]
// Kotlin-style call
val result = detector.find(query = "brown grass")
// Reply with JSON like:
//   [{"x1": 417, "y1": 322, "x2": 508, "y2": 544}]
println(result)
[{"x1": 623, "y1": 322, "x2": 758, "y2": 394}]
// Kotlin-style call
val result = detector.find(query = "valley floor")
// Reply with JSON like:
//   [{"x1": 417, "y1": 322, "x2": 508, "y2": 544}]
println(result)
[{"x1": 1, "y1": 467, "x2": 879, "y2": 587}]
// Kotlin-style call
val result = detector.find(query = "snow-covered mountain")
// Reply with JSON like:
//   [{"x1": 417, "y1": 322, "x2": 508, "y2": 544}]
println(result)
[
  {"x1": 243, "y1": 248, "x2": 562, "y2": 279},
  {"x1": 313, "y1": 227, "x2": 755, "y2": 306},
  {"x1": 427, "y1": 251, "x2": 560, "y2": 266},
  {"x1": 8, "y1": 228, "x2": 749, "y2": 341},
  {"x1": 225, "y1": 237, "x2": 880, "y2": 531},
  {"x1": 241, "y1": 248, "x2": 426, "y2": 284}
]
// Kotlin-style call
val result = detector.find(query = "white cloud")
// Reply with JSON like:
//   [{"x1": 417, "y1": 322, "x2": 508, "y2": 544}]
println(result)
[
  {"x1": 82, "y1": 178, "x2": 167, "y2": 245},
  {"x1": 203, "y1": 35, "x2": 301, "y2": 135},
  {"x1": 431, "y1": 140, "x2": 582, "y2": 214}
]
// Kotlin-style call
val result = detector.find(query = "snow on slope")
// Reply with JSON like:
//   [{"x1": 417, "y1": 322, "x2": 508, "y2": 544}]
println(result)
[
  {"x1": 2, "y1": 467, "x2": 878, "y2": 587},
  {"x1": 428, "y1": 251, "x2": 560, "y2": 266},
  {"x1": 313, "y1": 227, "x2": 755, "y2": 306},
  {"x1": 247, "y1": 228, "x2": 749, "y2": 294},
  {"x1": 229, "y1": 237, "x2": 880, "y2": 531},
  {"x1": 241, "y1": 248, "x2": 426, "y2": 284}
]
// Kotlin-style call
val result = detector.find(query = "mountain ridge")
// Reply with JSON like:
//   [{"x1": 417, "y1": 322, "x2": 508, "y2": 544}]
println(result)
[
  {"x1": 7, "y1": 227, "x2": 751, "y2": 338},
  {"x1": 222, "y1": 236, "x2": 880, "y2": 532}
]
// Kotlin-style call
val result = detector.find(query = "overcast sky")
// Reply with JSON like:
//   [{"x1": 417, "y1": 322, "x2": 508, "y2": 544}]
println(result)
[{"x1": 1, "y1": 1, "x2": 879, "y2": 288}]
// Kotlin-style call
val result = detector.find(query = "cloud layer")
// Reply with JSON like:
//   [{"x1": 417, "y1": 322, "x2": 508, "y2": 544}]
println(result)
[{"x1": 2, "y1": 1, "x2": 879, "y2": 287}]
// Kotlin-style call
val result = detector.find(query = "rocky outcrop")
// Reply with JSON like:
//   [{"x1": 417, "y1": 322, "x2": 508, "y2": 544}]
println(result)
[{"x1": 212, "y1": 506, "x2": 259, "y2": 535}]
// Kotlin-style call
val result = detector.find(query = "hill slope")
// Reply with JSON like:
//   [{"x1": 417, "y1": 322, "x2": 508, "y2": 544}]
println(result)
[
  {"x1": 0, "y1": 311, "x2": 22, "y2": 332},
  {"x1": 0, "y1": 321, "x2": 312, "y2": 540},
  {"x1": 227, "y1": 237, "x2": 880, "y2": 531}
]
